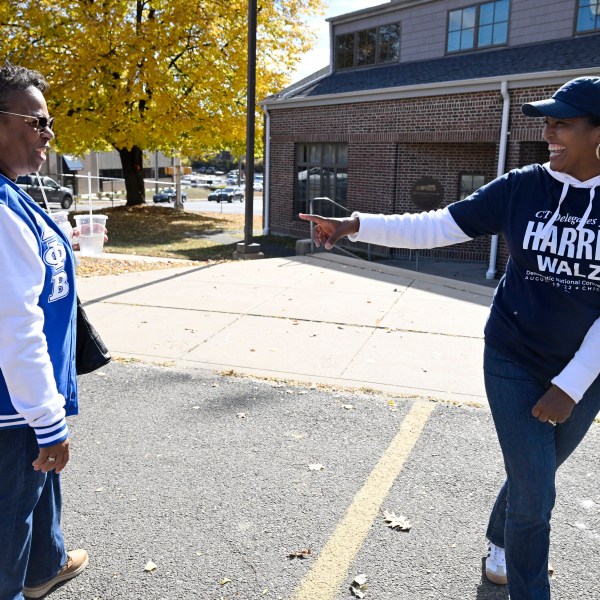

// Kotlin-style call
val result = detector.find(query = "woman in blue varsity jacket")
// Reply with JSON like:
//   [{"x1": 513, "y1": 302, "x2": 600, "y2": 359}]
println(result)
[
  {"x1": 0, "y1": 62, "x2": 88, "y2": 600},
  {"x1": 301, "y1": 77, "x2": 600, "y2": 600}
]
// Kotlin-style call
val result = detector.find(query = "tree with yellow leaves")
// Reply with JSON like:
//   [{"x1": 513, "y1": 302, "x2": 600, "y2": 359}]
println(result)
[{"x1": 0, "y1": 0, "x2": 324, "y2": 204}]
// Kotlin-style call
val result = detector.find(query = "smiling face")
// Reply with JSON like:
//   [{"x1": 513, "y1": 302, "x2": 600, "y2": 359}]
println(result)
[
  {"x1": 0, "y1": 86, "x2": 54, "y2": 180},
  {"x1": 543, "y1": 116, "x2": 600, "y2": 181}
]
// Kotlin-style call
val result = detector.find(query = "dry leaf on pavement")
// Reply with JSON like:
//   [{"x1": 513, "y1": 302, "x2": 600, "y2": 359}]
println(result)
[
  {"x1": 350, "y1": 573, "x2": 368, "y2": 598},
  {"x1": 288, "y1": 548, "x2": 312, "y2": 559},
  {"x1": 383, "y1": 510, "x2": 412, "y2": 531}
]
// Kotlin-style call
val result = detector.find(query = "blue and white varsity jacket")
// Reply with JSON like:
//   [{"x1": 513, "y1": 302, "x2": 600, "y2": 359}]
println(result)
[
  {"x1": 0, "y1": 174, "x2": 77, "y2": 447},
  {"x1": 350, "y1": 163, "x2": 600, "y2": 402}
]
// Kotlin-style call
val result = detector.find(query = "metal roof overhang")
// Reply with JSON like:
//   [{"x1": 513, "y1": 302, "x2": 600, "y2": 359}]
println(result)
[{"x1": 62, "y1": 154, "x2": 84, "y2": 171}]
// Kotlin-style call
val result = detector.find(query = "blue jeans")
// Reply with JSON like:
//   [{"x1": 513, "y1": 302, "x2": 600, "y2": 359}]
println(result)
[
  {"x1": 484, "y1": 344, "x2": 600, "y2": 600},
  {"x1": 0, "y1": 428, "x2": 67, "y2": 600}
]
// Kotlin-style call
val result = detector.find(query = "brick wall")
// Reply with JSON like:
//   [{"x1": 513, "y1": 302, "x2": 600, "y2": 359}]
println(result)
[{"x1": 267, "y1": 83, "x2": 558, "y2": 276}]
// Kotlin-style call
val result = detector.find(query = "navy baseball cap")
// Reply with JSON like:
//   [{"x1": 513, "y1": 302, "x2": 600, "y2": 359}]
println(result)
[{"x1": 522, "y1": 76, "x2": 600, "y2": 119}]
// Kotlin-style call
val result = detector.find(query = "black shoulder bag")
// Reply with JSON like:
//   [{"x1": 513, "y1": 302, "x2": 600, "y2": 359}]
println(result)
[{"x1": 76, "y1": 296, "x2": 111, "y2": 375}]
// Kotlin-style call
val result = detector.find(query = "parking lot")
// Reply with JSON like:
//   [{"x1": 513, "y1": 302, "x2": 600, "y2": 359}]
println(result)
[
  {"x1": 69, "y1": 182, "x2": 264, "y2": 216},
  {"x1": 65, "y1": 254, "x2": 600, "y2": 599},
  {"x1": 51, "y1": 361, "x2": 600, "y2": 600}
]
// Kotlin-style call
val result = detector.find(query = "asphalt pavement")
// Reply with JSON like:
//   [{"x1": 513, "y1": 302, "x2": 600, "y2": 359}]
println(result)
[{"x1": 50, "y1": 252, "x2": 600, "y2": 600}]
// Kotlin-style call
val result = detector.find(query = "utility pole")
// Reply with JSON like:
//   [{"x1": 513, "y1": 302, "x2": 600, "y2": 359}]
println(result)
[{"x1": 235, "y1": 0, "x2": 263, "y2": 260}]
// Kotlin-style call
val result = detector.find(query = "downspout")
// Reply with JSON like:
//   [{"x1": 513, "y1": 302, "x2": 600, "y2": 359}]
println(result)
[
  {"x1": 328, "y1": 20, "x2": 334, "y2": 75},
  {"x1": 262, "y1": 103, "x2": 271, "y2": 235},
  {"x1": 487, "y1": 80, "x2": 510, "y2": 279}
]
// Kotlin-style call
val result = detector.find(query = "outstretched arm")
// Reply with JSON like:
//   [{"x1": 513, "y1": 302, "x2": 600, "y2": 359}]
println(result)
[
  {"x1": 299, "y1": 213, "x2": 360, "y2": 249},
  {"x1": 300, "y1": 208, "x2": 472, "y2": 250}
]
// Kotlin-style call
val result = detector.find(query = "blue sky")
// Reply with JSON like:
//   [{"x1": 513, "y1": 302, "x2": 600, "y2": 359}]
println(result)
[{"x1": 290, "y1": 0, "x2": 386, "y2": 81}]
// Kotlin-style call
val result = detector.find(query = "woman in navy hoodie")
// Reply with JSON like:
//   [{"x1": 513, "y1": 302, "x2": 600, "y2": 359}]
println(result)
[
  {"x1": 0, "y1": 62, "x2": 88, "y2": 599},
  {"x1": 301, "y1": 77, "x2": 600, "y2": 600}
]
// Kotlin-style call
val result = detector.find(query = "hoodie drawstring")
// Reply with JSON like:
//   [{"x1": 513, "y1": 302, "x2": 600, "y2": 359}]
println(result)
[
  {"x1": 577, "y1": 187, "x2": 596, "y2": 232},
  {"x1": 540, "y1": 163, "x2": 600, "y2": 240},
  {"x1": 540, "y1": 180, "x2": 569, "y2": 241}
]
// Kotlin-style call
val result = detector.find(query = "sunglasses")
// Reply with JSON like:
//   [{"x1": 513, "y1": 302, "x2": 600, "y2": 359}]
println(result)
[{"x1": 0, "y1": 110, "x2": 54, "y2": 132}]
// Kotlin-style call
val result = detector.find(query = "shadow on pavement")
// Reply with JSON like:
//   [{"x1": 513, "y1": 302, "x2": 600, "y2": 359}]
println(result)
[{"x1": 476, "y1": 558, "x2": 510, "y2": 599}]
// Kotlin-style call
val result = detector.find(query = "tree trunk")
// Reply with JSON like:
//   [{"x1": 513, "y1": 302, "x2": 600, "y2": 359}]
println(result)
[{"x1": 117, "y1": 145, "x2": 146, "y2": 206}]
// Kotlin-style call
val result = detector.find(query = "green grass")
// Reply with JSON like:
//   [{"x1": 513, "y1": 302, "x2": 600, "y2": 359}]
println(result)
[{"x1": 71, "y1": 204, "x2": 296, "y2": 262}]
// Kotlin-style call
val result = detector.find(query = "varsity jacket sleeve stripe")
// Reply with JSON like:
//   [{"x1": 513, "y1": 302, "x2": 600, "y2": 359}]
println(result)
[
  {"x1": 348, "y1": 207, "x2": 473, "y2": 248},
  {"x1": 552, "y1": 316, "x2": 600, "y2": 402},
  {"x1": 0, "y1": 205, "x2": 68, "y2": 445}
]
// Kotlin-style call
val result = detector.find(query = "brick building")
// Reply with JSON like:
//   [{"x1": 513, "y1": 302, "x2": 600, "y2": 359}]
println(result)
[{"x1": 261, "y1": 0, "x2": 600, "y2": 279}]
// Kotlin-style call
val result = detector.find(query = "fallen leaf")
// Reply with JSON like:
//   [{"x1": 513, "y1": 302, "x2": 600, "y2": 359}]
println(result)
[
  {"x1": 218, "y1": 578, "x2": 231, "y2": 585},
  {"x1": 383, "y1": 510, "x2": 412, "y2": 531},
  {"x1": 144, "y1": 561, "x2": 157, "y2": 572},
  {"x1": 288, "y1": 548, "x2": 312, "y2": 559},
  {"x1": 350, "y1": 573, "x2": 368, "y2": 598}
]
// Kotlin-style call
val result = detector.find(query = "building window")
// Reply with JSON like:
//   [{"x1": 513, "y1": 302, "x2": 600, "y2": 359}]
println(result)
[
  {"x1": 296, "y1": 143, "x2": 348, "y2": 217},
  {"x1": 576, "y1": 0, "x2": 600, "y2": 32},
  {"x1": 335, "y1": 24, "x2": 400, "y2": 70},
  {"x1": 379, "y1": 24, "x2": 401, "y2": 63},
  {"x1": 357, "y1": 29, "x2": 377, "y2": 66},
  {"x1": 336, "y1": 33, "x2": 354, "y2": 69},
  {"x1": 447, "y1": 0, "x2": 509, "y2": 53},
  {"x1": 459, "y1": 174, "x2": 486, "y2": 200}
]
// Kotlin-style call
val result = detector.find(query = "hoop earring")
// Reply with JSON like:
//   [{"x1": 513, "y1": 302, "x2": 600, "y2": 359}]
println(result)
[{"x1": 597, "y1": 143, "x2": 600, "y2": 161}]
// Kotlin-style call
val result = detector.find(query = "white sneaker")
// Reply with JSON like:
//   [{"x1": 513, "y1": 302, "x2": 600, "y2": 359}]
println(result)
[{"x1": 485, "y1": 540, "x2": 508, "y2": 585}]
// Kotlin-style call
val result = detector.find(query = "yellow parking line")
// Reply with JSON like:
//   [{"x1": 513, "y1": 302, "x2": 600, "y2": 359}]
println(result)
[{"x1": 290, "y1": 401, "x2": 435, "y2": 600}]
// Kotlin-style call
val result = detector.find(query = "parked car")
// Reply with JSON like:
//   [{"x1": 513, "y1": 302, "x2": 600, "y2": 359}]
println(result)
[
  {"x1": 152, "y1": 187, "x2": 187, "y2": 203},
  {"x1": 208, "y1": 187, "x2": 244, "y2": 203},
  {"x1": 16, "y1": 174, "x2": 74, "y2": 209}
]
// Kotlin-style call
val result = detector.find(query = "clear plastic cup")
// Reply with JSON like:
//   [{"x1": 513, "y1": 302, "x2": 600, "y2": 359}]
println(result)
[
  {"x1": 50, "y1": 211, "x2": 73, "y2": 244},
  {"x1": 74, "y1": 214, "x2": 107, "y2": 256}
]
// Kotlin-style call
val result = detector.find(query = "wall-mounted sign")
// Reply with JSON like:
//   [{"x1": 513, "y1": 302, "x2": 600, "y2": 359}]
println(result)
[{"x1": 411, "y1": 177, "x2": 443, "y2": 210}]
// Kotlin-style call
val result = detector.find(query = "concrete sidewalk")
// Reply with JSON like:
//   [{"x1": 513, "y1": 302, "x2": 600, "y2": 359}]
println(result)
[{"x1": 77, "y1": 253, "x2": 494, "y2": 405}]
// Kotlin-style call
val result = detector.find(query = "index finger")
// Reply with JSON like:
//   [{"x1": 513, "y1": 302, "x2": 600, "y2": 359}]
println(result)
[{"x1": 298, "y1": 213, "x2": 322, "y2": 224}]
